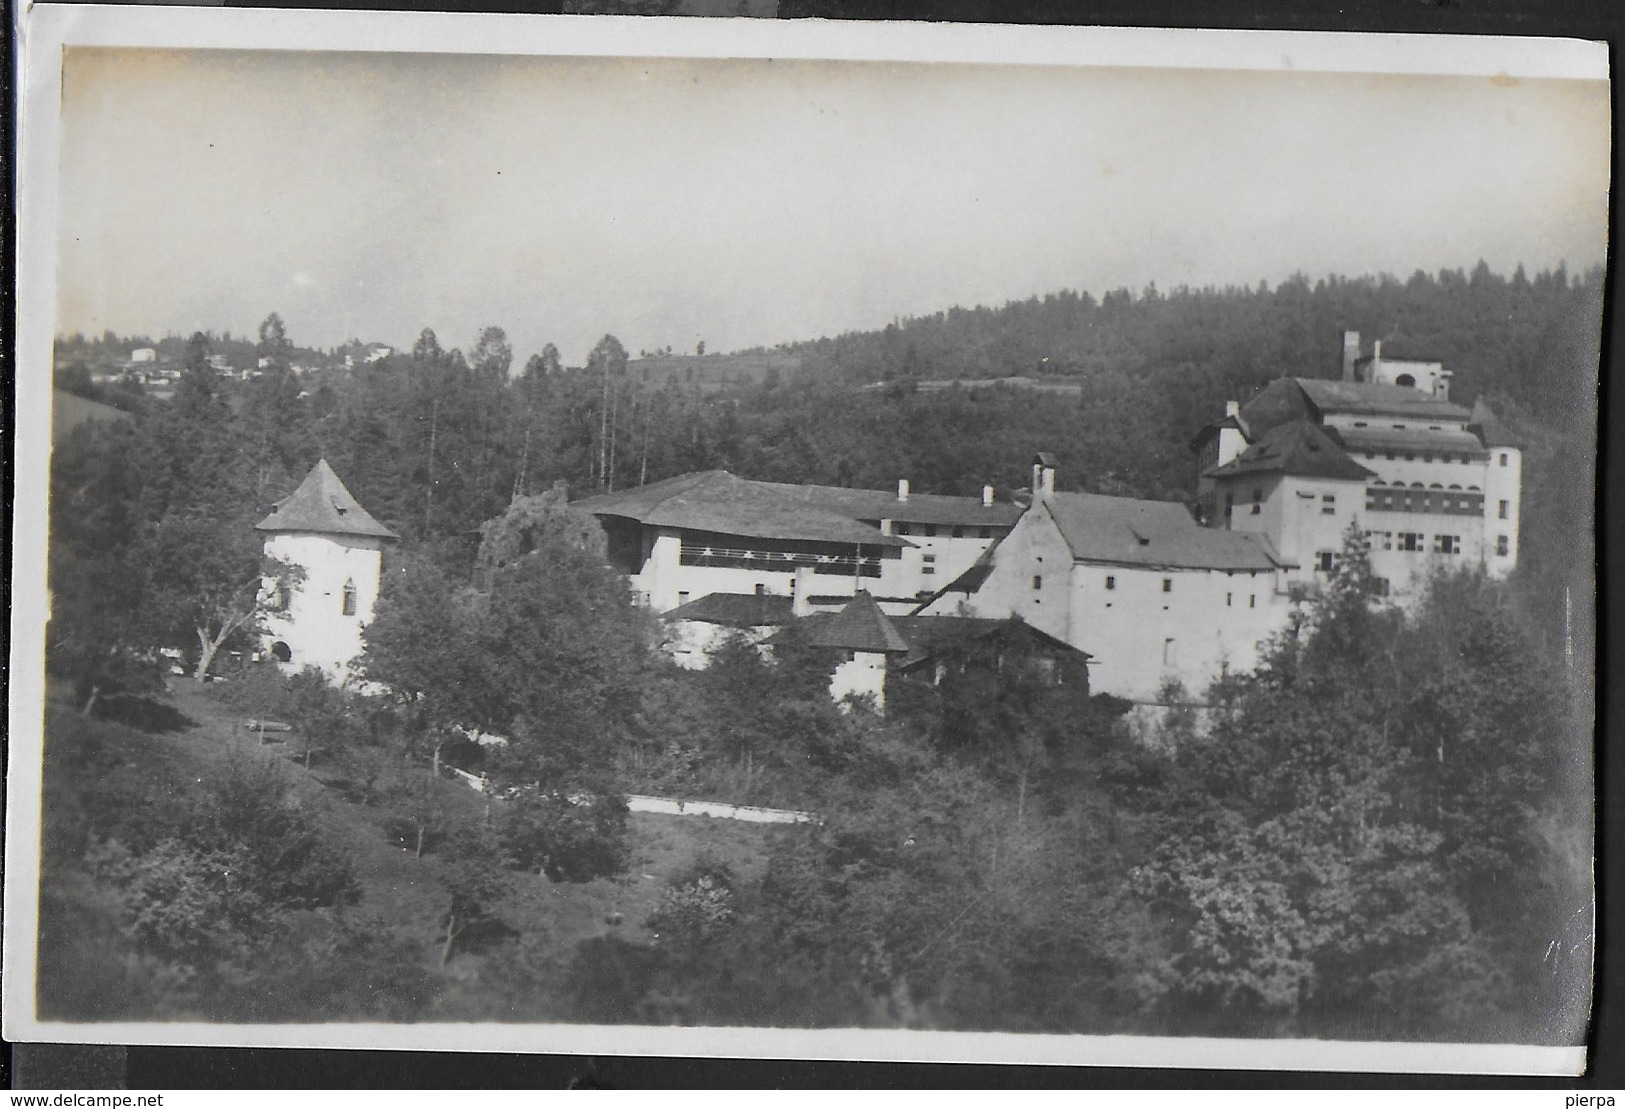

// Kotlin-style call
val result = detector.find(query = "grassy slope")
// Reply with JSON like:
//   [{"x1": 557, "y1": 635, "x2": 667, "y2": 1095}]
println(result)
[{"x1": 43, "y1": 679, "x2": 789, "y2": 1019}]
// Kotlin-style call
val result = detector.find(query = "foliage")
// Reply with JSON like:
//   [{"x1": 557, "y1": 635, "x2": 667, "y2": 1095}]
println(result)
[{"x1": 498, "y1": 788, "x2": 631, "y2": 883}]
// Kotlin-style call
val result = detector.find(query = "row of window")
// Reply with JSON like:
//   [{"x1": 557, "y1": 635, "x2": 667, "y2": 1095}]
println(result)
[
  {"x1": 1365, "y1": 490, "x2": 1485, "y2": 516},
  {"x1": 678, "y1": 545, "x2": 883, "y2": 577},
  {"x1": 1357, "y1": 531, "x2": 1508, "y2": 555},
  {"x1": 266, "y1": 582, "x2": 358, "y2": 615},
  {"x1": 894, "y1": 522, "x2": 997, "y2": 539}
]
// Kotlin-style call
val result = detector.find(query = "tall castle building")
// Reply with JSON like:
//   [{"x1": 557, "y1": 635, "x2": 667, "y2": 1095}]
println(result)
[{"x1": 1191, "y1": 331, "x2": 1521, "y2": 597}]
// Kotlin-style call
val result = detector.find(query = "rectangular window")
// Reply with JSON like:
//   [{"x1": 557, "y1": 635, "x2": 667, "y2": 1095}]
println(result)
[
  {"x1": 951, "y1": 526, "x2": 964, "y2": 538},
  {"x1": 677, "y1": 591, "x2": 690, "y2": 605},
  {"x1": 1433, "y1": 534, "x2": 1459, "y2": 555},
  {"x1": 923, "y1": 525, "x2": 938, "y2": 537},
  {"x1": 1032, "y1": 575, "x2": 1043, "y2": 590},
  {"x1": 1500, "y1": 453, "x2": 1510, "y2": 467},
  {"x1": 1498, "y1": 499, "x2": 1510, "y2": 520},
  {"x1": 1316, "y1": 551, "x2": 1335, "y2": 573},
  {"x1": 1251, "y1": 488, "x2": 1262, "y2": 515},
  {"x1": 1162, "y1": 578, "x2": 1173, "y2": 593},
  {"x1": 1162, "y1": 638, "x2": 1176, "y2": 666},
  {"x1": 1321, "y1": 494, "x2": 1336, "y2": 515},
  {"x1": 894, "y1": 522, "x2": 910, "y2": 535},
  {"x1": 341, "y1": 581, "x2": 357, "y2": 616},
  {"x1": 1104, "y1": 575, "x2": 1116, "y2": 590},
  {"x1": 1497, "y1": 534, "x2": 1510, "y2": 556},
  {"x1": 1385, "y1": 452, "x2": 1396, "y2": 461},
  {"x1": 1399, "y1": 532, "x2": 1424, "y2": 552},
  {"x1": 1225, "y1": 592, "x2": 1233, "y2": 607},
  {"x1": 922, "y1": 554, "x2": 937, "y2": 576},
  {"x1": 1248, "y1": 595, "x2": 1256, "y2": 609}
]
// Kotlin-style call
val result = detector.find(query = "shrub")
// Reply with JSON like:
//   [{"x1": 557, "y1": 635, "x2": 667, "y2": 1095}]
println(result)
[
  {"x1": 646, "y1": 855, "x2": 738, "y2": 949},
  {"x1": 499, "y1": 788, "x2": 630, "y2": 883}
]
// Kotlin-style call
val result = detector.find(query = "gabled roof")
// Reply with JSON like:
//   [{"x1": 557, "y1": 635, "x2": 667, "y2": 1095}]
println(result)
[
  {"x1": 1293, "y1": 378, "x2": 1470, "y2": 422},
  {"x1": 255, "y1": 459, "x2": 399, "y2": 539},
  {"x1": 888, "y1": 615, "x2": 1090, "y2": 670},
  {"x1": 1238, "y1": 377, "x2": 1470, "y2": 437},
  {"x1": 576, "y1": 470, "x2": 1019, "y2": 546},
  {"x1": 804, "y1": 592, "x2": 911, "y2": 653},
  {"x1": 663, "y1": 591, "x2": 796, "y2": 627},
  {"x1": 1467, "y1": 397, "x2": 1522, "y2": 449},
  {"x1": 1206, "y1": 421, "x2": 1375, "y2": 482},
  {"x1": 1044, "y1": 492, "x2": 1280, "y2": 571}
]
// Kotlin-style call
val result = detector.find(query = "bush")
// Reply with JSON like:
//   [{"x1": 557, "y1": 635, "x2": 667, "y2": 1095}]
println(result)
[
  {"x1": 499, "y1": 788, "x2": 630, "y2": 883},
  {"x1": 646, "y1": 855, "x2": 738, "y2": 949}
]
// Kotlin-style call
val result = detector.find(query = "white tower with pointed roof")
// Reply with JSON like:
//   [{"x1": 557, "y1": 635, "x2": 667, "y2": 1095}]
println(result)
[{"x1": 255, "y1": 459, "x2": 399, "y2": 682}]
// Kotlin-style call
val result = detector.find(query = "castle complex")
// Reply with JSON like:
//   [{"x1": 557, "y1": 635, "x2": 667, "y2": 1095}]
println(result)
[{"x1": 263, "y1": 333, "x2": 1520, "y2": 705}]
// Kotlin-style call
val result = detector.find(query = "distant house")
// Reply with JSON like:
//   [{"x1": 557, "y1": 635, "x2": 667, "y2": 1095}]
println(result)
[
  {"x1": 52, "y1": 389, "x2": 133, "y2": 444},
  {"x1": 889, "y1": 615, "x2": 1091, "y2": 696},
  {"x1": 129, "y1": 348, "x2": 156, "y2": 364}
]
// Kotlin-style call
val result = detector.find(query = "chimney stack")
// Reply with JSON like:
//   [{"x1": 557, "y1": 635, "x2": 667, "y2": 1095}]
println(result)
[
  {"x1": 982, "y1": 484, "x2": 995, "y2": 507},
  {"x1": 897, "y1": 478, "x2": 910, "y2": 503},
  {"x1": 1225, "y1": 400, "x2": 1240, "y2": 419},
  {"x1": 1436, "y1": 371, "x2": 1452, "y2": 402},
  {"x1": 1031, "y1": 453, "x2": 1057, "y2": 503},
  {"x1": 1341, "y1": 331, "x2": 1360, "y2": 382}
]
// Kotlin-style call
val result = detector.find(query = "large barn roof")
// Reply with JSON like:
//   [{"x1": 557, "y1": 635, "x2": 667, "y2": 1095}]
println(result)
[
  {"x1": 1044, "y1": 492, "x2": 1280, "y2": 571},
  {"x1": 576, "y1": 470, "x2": 1018, "y2": 548},
  {"x1": 255, "y1": 459, "x2": 398, "y2": 540}
]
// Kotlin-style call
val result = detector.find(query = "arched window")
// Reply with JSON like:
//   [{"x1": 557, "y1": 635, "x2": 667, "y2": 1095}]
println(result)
[
  {"x1": 1395, "y1": 373, "x2": 1416, "y2": 387},
  {"x1": 1448, "y1": 484, "x2": 1462, "y2": 491},
  {"x1": 270, "y1": 641, "x2": 292, "y2": 663},
  {"x1": 341, "y1": 579, "x2": 358, "y2": 616}
]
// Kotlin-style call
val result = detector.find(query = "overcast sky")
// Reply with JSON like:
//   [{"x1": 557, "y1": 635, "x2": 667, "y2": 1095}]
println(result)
[{"x1": 57, "y1": 47, "x2": 1609, "y2": 365}]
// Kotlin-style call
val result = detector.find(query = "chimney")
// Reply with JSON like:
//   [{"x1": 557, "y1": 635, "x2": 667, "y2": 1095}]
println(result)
[
  {"x1": 792, "y1": 566, "x2": 815, "y2": 618},
  {"x1": 1436, "y1": 371, "x2": 1452, "y2": 402},
  {"x1": 1341, "y1": 331, "x2": 1360, "y2": 382},
  {"x1": 1217, "y1": 401, "x2": 1245, "y2": 467},
  {"x1": 897, "y1": 478, "x2": 910, "y2": 503},
  {"x1": 1031, "y1": 453, "x2": 1056, "y2": 503},
  {"x1": 982, "y1": 484, "x2": 995, "y2": 507},
  {"x1": 1373, "y1": 339, "x2": 1383, "y2": 366}
]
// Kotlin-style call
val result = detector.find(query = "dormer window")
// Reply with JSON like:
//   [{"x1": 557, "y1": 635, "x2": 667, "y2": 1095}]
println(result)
[{"x1": 341, "y1": 579, "x2": 358, "y2": 616}]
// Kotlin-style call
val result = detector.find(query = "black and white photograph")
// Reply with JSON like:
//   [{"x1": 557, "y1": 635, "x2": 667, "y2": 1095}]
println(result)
[{"x1": 4, "y1": 8, "x2": 1606, "y2": 1073}]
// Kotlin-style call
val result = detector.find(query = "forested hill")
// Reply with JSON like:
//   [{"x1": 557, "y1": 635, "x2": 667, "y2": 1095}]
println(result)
[{"x1": 782, "y1": 262, "x2": 1601, "y2": 421}]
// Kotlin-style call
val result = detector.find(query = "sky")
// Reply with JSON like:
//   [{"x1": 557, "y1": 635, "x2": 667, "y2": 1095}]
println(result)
[{"x1": 56, "y1": 46, "x2": 1610, "y2": 366}]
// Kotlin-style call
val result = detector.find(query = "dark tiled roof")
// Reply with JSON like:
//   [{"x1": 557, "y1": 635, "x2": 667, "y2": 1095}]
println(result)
[
  {"x1": 1294, "y1": 378, "x2": 1470, "y2": 421},
  {"x1": 1207, "y1": 421, "x2": 1376, "y2": 482},
  {"x1": 804, "y1": 592, "x2": 910, "y2": 653},
  {"x1": 576, "y1": 470, "x2": 1018, "y2": 545},
  {"x1": 1467, "y1": 397, "x2": 1522, "y2": 449},
  {"x1": 1044, "y1": 493, "x2": 1280, "y2": 571},
  {"x1": 254, "y1": 459, "x2": 399, "y2": 539},
  {"x1": 1326, "y1": 424, "x2": 1488, "y2": 459},
  {"x1": 888, "y1": 615, "x2": 1089, "y2": 669},
  {"x1": 662, "y1": 591, "x2": 796, "y2": 627}
]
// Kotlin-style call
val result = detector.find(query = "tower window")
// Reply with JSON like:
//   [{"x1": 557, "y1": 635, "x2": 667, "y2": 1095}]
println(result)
[
  {"x1": 1497, "y1": 534, "x2": 1510, "y2": 556},
  {"x1": 1104, "y1": 575, "x2": 1116, "y2": 590},
  {"x1": 1499, "y1": 499, "x2": 1510, "y2": 520},
  {"x1": 1161, "y1": 578, "x2": 1172, "y2": 593},
  {"x1": 341, "y1": 579, "x2": 357, "y2": 616},
  {"x1": 1500, "y1": 453, "x2": 1510, "y2": 467}
]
